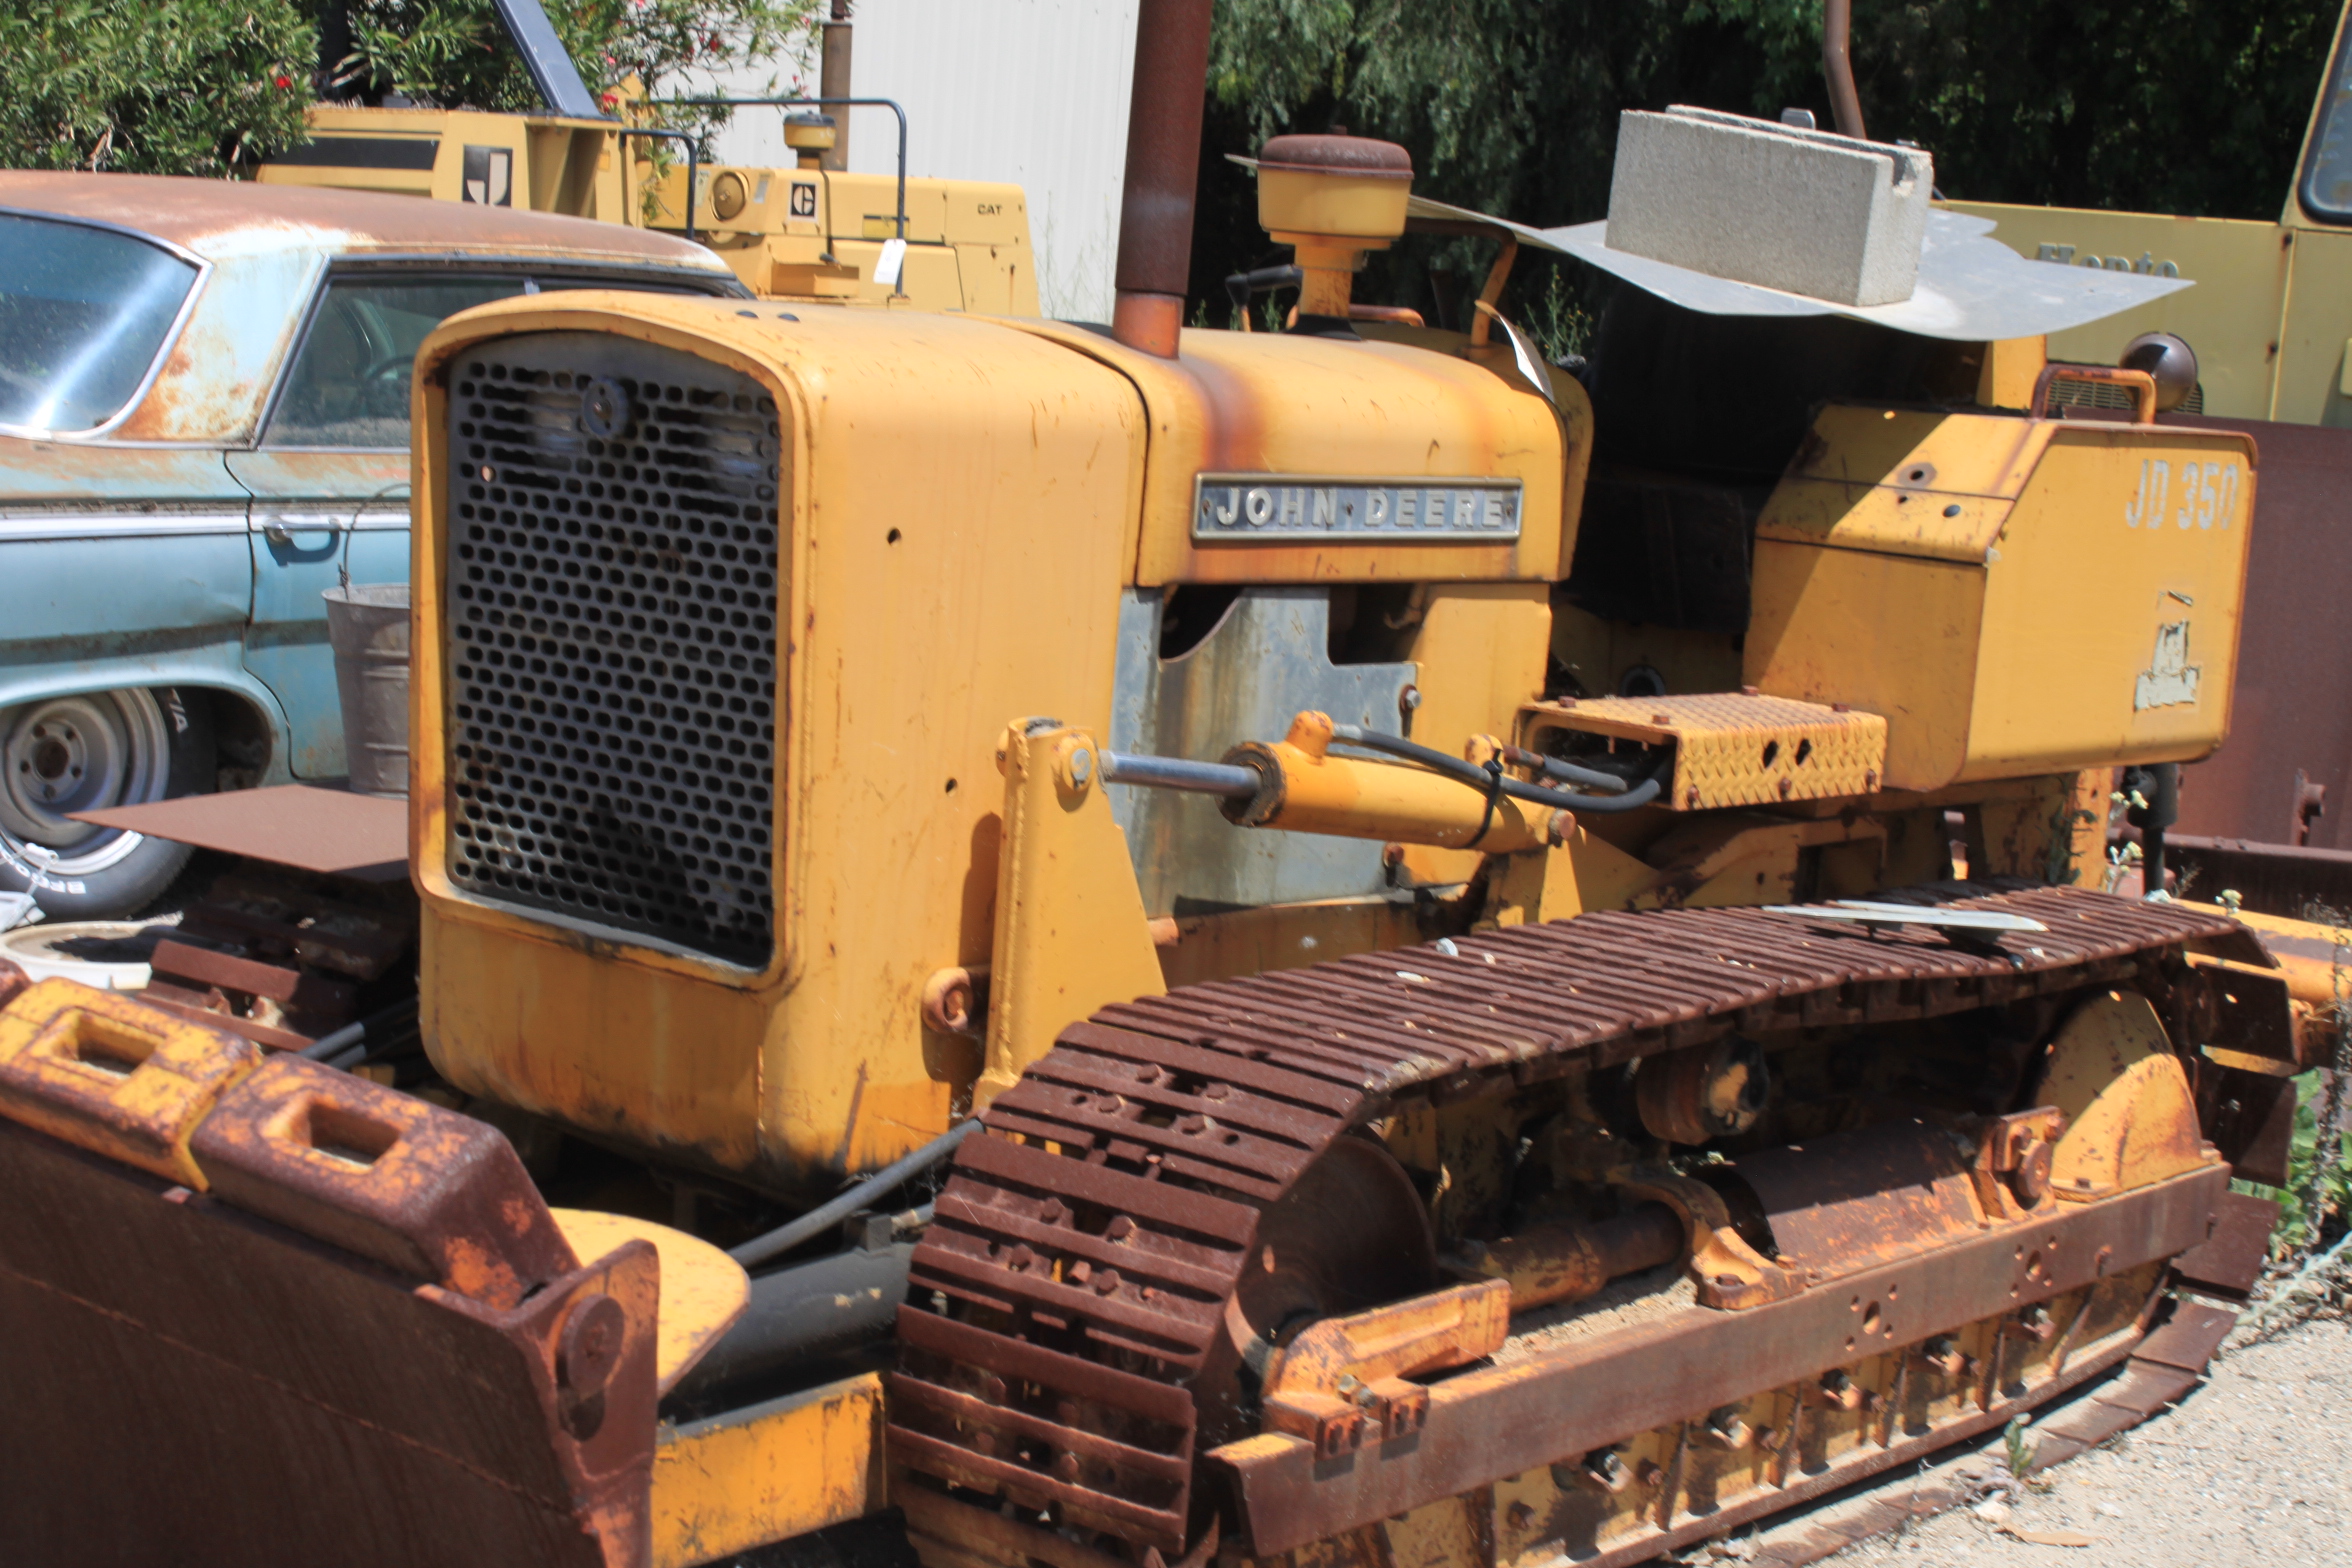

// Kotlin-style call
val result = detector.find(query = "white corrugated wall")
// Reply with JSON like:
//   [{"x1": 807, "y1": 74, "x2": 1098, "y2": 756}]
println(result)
[{"x1": 697, "y1": 1, "x2": 1140, "y2": 321}]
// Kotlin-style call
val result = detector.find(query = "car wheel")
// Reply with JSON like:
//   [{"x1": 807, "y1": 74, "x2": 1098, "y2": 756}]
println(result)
[{"x1": 0, "y1": 687, "x2": 217, "y2": 919}]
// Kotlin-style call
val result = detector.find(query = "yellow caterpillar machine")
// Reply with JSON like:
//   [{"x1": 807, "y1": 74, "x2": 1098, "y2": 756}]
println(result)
[
  {"x1": 0, "y1": 4, "x2": 2324, "y2": 1567},
  {"x1": 256, "y1": 0, "x2": 1037, "y2": 313}
]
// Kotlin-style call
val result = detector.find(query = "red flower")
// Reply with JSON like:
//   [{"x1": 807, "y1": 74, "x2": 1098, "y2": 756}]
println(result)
[{"x1": 273, "y1": 73, "x2": 292, "y2": 89}]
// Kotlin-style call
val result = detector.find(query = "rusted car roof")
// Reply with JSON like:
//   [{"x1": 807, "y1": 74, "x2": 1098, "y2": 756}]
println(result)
[{"x1": 0, "y1": 171, "x2": 727, "y2": 271}]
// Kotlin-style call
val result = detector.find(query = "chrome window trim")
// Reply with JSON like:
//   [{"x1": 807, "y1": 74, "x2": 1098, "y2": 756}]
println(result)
[{"x1": 0, "y1": 204, "x2": 215, "y2": 443}]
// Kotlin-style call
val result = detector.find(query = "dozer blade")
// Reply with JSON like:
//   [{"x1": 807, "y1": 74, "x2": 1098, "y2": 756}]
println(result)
[
  {"x1": 0, "y1": 975, "x2": 660, "y2": 1568},
  {"x1": 887, "y1": 884, "x2": 2265, "y2": 1568}
]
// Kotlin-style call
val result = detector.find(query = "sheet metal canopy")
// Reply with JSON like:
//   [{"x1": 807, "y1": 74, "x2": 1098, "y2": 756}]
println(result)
[{"x1": 1404, "y1": 194, "x2": 2191, "y2": 342}]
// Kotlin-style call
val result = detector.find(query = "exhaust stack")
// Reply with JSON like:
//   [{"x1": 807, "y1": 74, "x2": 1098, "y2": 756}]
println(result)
[{"x1": 1112, "y1": 0, "x2": 1215, "y2": 357}]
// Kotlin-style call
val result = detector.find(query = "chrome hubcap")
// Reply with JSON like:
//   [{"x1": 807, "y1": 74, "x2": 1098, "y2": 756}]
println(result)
[{"x1": 0, "y1": 690, "x2": 171, "y2": 873}]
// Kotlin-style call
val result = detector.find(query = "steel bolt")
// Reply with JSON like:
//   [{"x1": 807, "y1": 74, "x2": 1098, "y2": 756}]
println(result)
[
  {"x1": 556, "y1": 1293, "x2": 627, "y2": 1398},
  {"x1": 1070, "y1": 748, "x2": 1094, "y2": 784}
]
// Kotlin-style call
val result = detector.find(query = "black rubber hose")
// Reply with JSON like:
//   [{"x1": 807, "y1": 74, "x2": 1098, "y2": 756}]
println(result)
[
  {"x1": 1327, "y1": 724, "x2": 1665, "y2": 815},
  {"x1": 729, "y1": 1118, "x2": 979, "y2": 1270},
  {"x1": 301, "y1": 994, "x2": 422, "y2": 1065},
  {"x1": 665, "y1": 1239, "x2": 914, "y2": 1410}
]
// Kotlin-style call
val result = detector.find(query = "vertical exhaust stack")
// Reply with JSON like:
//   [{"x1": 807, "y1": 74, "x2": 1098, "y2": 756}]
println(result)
[
  {"x1": 1112, "y1": 0, "x2": 1215, "y2": 357},
  {"x1": 821, "y1": 0, "x2": 852, "y2": 170},
  {"x1": 1822, "y1": 0, "x2": 1867, "y2": 139}
]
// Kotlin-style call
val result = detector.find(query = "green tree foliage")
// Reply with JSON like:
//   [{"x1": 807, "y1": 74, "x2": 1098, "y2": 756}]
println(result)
[
  {"x1": 1193, "y1": 0, "x2": 2338, "y2": 322},
  {"x1": 338, "y1": 0, "x2": 817, "y2": 117},
  {"x1": 0, "y1": 0, "x2": 815, "y2": 181},
  {"x1": 0, "y1": 1, "x2": 317, "y2": 176}
]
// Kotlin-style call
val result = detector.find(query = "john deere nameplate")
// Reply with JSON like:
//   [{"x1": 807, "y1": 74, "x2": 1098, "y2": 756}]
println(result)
[{"x1": 1192, "y1": 474, "x2": 1523, "y2": 543}]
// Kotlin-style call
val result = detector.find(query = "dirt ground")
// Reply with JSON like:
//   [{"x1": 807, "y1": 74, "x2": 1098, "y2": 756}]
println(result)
[{"x1": 1817, "y1": 1315, "x2": 2352, "y2": 1567}]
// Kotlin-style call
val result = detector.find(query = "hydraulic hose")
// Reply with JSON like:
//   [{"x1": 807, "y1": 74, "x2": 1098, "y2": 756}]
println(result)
[
  {"x1": 301, "y1": 995, "x2": 422, "y2": 1067},
  {"x1": 729, "y1": 1116, "x2": 980, "y2": 1270},
  {"x1": 1327, "y1": 723, "x2": 1664, "y2": 815}
]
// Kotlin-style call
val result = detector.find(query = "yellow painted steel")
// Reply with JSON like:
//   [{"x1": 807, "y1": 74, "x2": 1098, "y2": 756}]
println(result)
[
  {"x1": 1235, "y1": 711, "x2": 1557, "y2": 853},
  {"x1": 644, "y1": 165, "x2": 1040, "y2": 313},
  {"x1": 980, "y1": 722, "x2": 1167, "y2": 1104},
  {"x1": 1392, "y1": 583, "x2": 1555, "y2": 889},
  {"x1": 267, "y1": 107, "x2": 1034, "y2": 313},
  {"x1": 1523, "y1": 692, "x2": 1889, "y2": 810},
  {"x1": 263, "y1": 107, "x2": 638, "y2": 223},
  {"x1": 998, "y1": 321, "x2": 1578, "y2": 586},
  {"x1": 551, "y1": 1209, "x2": 750, "y2": 1394},
  {"x1": 0, "y1": 979, "x2": 260, "y2": 1190},
  {"x1": 651, "y1": 1372, "x2": 884, "y2": 1568},
  {"x1": 1745, "y1": 406, "x2": 2257, "y2": 791},
  {"x1": 2039, "y1": 991, "x2": 2217, "y2": 1199},
  {"x1": 412, "y1": 297, "x2": 1144, "y2": 1191},
  {"x1": 410, "y1": 293, "x2": 1585, "y2": 1190}
]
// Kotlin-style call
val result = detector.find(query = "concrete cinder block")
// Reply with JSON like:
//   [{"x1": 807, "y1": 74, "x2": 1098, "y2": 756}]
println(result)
[{"x1": 1605, "y1": 106, "x2": 1933, "y2": 306}]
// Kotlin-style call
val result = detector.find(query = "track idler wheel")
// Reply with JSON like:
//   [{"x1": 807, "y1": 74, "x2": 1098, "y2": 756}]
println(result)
[{"x1": 1196, "y1": 1135, "x2": 1437, "y2": 1451}]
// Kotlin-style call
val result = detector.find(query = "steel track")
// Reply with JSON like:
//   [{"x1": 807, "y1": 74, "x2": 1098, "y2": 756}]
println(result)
[{"x1": 887, "y1": 883, "x2": 2245, "y2": 1560}]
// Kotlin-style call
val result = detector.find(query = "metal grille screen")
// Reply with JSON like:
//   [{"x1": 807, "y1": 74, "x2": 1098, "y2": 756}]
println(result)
[{"x1": 443, "y1": 331, "x2": 781, "y2": 967}]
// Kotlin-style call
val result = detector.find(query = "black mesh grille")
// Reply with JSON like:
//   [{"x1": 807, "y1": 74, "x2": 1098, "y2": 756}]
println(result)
[{"x1": 443, "y1": 332, "x2": 781, "y2": 967}]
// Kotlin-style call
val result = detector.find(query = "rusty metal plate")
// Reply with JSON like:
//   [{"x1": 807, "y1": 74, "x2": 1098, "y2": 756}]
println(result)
[
  {"x1": 1206, "y1": 1164, "x2": 2226, "y2": 1554},
  {"x1": 191, "y1": 1054, "x2": 579, "y2": 1310},
  {"x1": 1731, "y1": 1117, "x2": 1987, "y2": 1277},
  {"x1": 0, "y1": 1114, "x2": 657, "y2": 1567},
  {"x1": 1523, "y1": 692, "x2": 1888, "y2": 809},
  {"x1": 2171, "y1": 1189, "x2": 2277, "y2": 1298},
  {"x1": 2164, "y1": 414, "x2": 2352, "y2": 849},
  {"x1": 74, "y1": 783, "x2": 408, "y2": 880}
]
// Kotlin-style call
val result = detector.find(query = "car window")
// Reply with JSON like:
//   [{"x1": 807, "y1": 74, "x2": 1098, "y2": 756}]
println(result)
[
  {"x1": 0, "y1": 213, "x2": 198, "y2": 434},
  {"x1": 265, "y1": 276, "x2": 530, "y2": 449}
]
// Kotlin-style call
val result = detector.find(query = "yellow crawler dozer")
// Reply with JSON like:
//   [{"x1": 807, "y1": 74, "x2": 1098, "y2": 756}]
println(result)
[{"x1": 0, "y1": 5, "x2": 2319, "y2": 1567}]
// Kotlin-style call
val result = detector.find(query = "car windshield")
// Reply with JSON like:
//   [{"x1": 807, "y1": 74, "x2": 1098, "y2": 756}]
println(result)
[{"x1": 0, "y1": 214, "x2": 199, "y2": 433}]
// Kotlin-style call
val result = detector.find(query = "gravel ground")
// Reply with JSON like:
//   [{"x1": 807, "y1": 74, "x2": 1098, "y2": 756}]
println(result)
[{"x1": 1824, "y1": 1315, "x2": 2352, "y2": 1567}]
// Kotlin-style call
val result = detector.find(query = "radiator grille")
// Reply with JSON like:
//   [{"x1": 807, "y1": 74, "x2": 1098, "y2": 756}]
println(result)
[{"x1": 443, "y1": 332, "x2": 781, "y2": 967}]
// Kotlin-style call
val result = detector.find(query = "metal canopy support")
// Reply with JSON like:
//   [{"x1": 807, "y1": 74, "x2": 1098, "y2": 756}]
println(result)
[
  {"x1": 663, "y1": 96, "x2": 910, "y2": 242},
  {"x1": 490, "y1": 0, "x2": 606, "y2": 120}
]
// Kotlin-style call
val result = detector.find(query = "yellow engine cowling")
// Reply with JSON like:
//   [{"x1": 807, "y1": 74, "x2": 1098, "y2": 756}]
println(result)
[
  {"x1": 407, "y1": 296, "x2": 1568, "y2": 1193},
  {"x1": 1744, "y1": 403, "x2": 2257, "y2": 791}
]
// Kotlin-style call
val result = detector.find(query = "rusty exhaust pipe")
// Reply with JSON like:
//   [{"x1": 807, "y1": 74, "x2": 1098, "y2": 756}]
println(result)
[
  {"x1": 1112, "y1": 0, "x2": 1214, "y2": 357},
  {"x1": 1822, "y1": 0, "x2": 1866, "y2": 139}
]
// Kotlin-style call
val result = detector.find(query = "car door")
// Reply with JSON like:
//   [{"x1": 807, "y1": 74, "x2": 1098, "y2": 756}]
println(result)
[{"x1": 226, "y1": 271, "x2": 531, "y2": 778}]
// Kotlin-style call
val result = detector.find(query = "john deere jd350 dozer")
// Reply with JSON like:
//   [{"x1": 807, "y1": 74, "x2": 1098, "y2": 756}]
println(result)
[{"x1": 0, "y1": 5, "x2": 2308, "y2": 1566}]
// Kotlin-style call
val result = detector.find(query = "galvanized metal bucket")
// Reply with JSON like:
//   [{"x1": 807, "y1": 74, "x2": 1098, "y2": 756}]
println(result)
[{"x1": 322, "y1": 584, "x2": 411, "y2": 799}]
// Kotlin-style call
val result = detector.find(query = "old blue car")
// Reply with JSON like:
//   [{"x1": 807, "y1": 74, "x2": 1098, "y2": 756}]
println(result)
[{"x1": 0, "y1": 172, "x2": 744, "y2": 916}]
